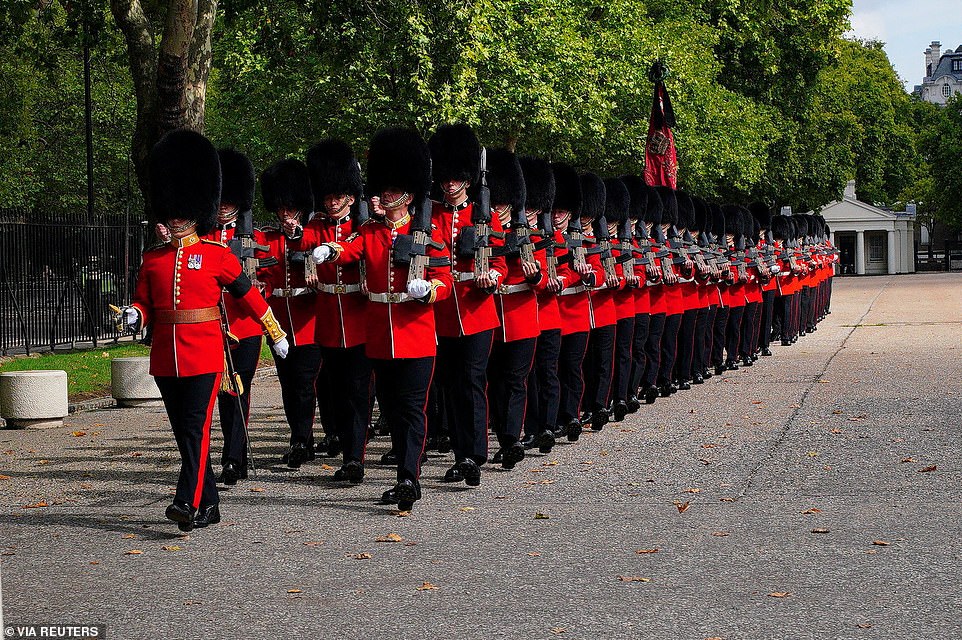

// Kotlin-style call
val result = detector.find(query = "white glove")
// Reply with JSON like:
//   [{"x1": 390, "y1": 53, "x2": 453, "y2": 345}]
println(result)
[
  {"x1": 122, "y1": 307, "x2": 140, "y2": 328},
  {"x1": 488, "y1": 269, "x2": 503, "y2": 283},
  {"x1": 312, "y1": 245, "x2": 333, "y2": 264},
  {"x1": 406, "y1": 278, "x2": 431, "y2": 299},
  {"x1": 272, "y1": 337, "x2": 289, "y2": 359}
]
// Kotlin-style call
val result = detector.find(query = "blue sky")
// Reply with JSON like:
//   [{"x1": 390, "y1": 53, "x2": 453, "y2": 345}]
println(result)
[{"x1": 849, "y1": 0, "x2": 962, "y2": 90}]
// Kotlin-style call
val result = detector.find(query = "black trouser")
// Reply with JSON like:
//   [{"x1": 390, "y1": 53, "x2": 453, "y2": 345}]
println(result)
[
  {"x1": 273, "y1": 343, "x2": 321, "y2": 447},
  {"x1": 582, "y1": 324, "x2": 616, "y2": 413},
  {"x1": 800, "y1": 286, "x2": 812, "y2": 332},
  {"x1": 628, "y1": 313, "x2": 650, "y2": 395},
  {"x1": 760, "y1": 290, "x2": 776, "y2": 349},
  {"x1": 156, "y1": 373, "x2": 220, "y2": 509},
  {"x1": 692, "y1": 307, "x2": 709, "y2": 378},
  {"x1": 319, "y1": 344, "x2": 373, "y2": 464},
  {"x1": 489, "y1": 337, "x2": 537, "y2": 446},
  {"x1": 674, "y1": 308, "x2": 698, "y2": 382},
  {"x1": 740, "y1": 301, "x2": 759, "y2": 359},
  {"x1": 558, "y1": 331, "x2": 589, "y2": 425},
  {"x1": 711, "y1": 306, "x2": 730, "y2": 367},
  {"x1": 611, "y1": 317, "x2": 635, "y2": 403},
  {"x1": 658, "y1": 312, "x2": 682, "y2": 386},
  {"x1": 218, "y1": 335, "x2": 260, "y2": 467},
  {"x1": 372, "y1": 356, "x2": 433, "y2": 482},
  {"x1": 437, "y1": 330, "x2": 493, "y2": 465},
  {"x1": 642, "y1": 313, "x2": 666, "y2": 388},
  {"x1": 704, "y1": 305, "x2": 718, "y2": 370},
  {"x1": 725, "y1": 305, "x2": 745, "y2": 362},
  {"x1": 525, "y1": 328, "x2": 561, "y2": 438}
]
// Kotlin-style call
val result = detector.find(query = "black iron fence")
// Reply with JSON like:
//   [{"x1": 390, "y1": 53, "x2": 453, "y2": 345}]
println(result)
[{"x1": 0, "y1": 208, "x2": 146, "y2": 355}]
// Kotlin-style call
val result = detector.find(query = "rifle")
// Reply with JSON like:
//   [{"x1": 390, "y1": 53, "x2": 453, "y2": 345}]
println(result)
[
  {"x1": 564, "y1": 215, "x2": 589, "y2": 273},
  {"x1": 227, "y1": 207, "x2": 277, "y2": 280},
  {"x1": 683, "y1": 228, "x2": 711, "y2": 281},
  {"x1": 615, "y1": 217, "x2": 643, "y2": 285},
  {"x1": 651, "y1": 223, "x2": 677, "y2": 285},
  {"x1": 594, "y1": 215, "x2": 618, "y2": 285},
  {"x1": 392, "y1": 196, "x2": 449, "y2": 282},
  {"x1": 535, "y1": 209, "x2": 560, "y2": 282},
  {"x1": 633, "y1": 219, "x2": 661, "y2": 284},
  {"x1": 217, "y1": 300, "x2": 256, "y2": 476},
  {"x1": 497, "y1": 205, "x2": 538, "y2": 265}
]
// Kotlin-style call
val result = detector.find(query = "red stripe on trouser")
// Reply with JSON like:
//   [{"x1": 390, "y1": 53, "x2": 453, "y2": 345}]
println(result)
[
  {"x1": 415, "y1": 360, "x2": 436, "y2": 479},
  {"x1": 193, "y1": 373, "x2": 221, "y2": 509}
]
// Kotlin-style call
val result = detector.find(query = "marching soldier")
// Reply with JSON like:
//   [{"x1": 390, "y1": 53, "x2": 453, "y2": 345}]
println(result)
[
  {"x1": 201, "y1": 148, "x2": 263, "y2": 485},
  {"x1": 256, "y1": 159, "x2": 322, "y2": 468},
  {"x1": 429, "y1": 124, "x2": 508, "y2": 487},
  {"x1": 640, "y1": 187, "x2": 672, "y2": 403},
  {"x1": 117, "y1": 129, "x2": 289, "y2": 532},
  {"x1": 750, "y1": 202, "x2": 778, "y2": 357},
  {"x1": 312, "y1": 126, "x2": 453, "y2": 512},
  {"x1": 620, "y1": 175, "x2": 654, "y2": 412},
  {"x1": 305, "y1": 139, "x2": 373, "y2": 483}
]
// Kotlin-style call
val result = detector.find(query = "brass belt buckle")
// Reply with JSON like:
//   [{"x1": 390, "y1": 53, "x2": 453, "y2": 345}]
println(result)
[{"x1": 333, "y1": 284, "x2": 346, "y2": 295}]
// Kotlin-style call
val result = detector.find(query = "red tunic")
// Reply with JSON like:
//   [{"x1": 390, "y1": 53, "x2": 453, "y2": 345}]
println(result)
[
  {"x1": 255, "y1": 226, "x2": 320, "y2": 347},
  {"x1": 306, "y1": 215, "x2": 367, "y2": 349},
  {"x1": 534, "y1": 230, "x2": 564, "y2": 333},
  {"x1": 201, "y1": 223, "x2": 265, "y2": 340},
  {"x1": 132, "y1": 234, "x2": 271, "y2": 377},
  {"x1": 493, "y1": 240, "x2": 547, "y2": 343},
  {"x1": 327, "y1": 214, "x2": 453, "y2": 359},
  {"x1": 431, "y1": 200, "x2": 508, "y2": 338},
  {"x1": 556, "y1": 234, "x2": 596, "y2": 336},
  {"x1": 582, "y1": 230, "x2": 618, "y2": 329}
]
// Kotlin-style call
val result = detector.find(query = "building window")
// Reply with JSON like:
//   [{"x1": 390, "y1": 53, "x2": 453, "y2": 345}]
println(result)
[
  {"x1": 954, "y1": 59, "x2": 962, "y2": 72},
  {"x1": 944, "y1": 84, "x2": 952, "y2": 98},
  {"x1": 869, "y1": 234, "x2": 884, "y2": 262}
]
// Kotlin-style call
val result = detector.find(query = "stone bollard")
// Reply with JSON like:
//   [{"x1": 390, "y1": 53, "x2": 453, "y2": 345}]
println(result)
[
  {"x1": 0, "y1": 370, "x2": 69, "y2": 429},
  {"x1": 111, "y1": 357, "x2": 163, "y2": 408}
]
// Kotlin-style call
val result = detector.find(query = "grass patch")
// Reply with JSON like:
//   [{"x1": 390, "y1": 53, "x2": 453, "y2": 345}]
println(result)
[{"x1": 0, "y1": 342, "x2": 150, "y2": 401}]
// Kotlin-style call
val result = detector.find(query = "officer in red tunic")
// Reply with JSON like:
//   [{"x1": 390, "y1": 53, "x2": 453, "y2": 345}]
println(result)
[
  {"x1": 117, "y1": 130, "x2": 288, "y2": 532},
  {"x1": 313, "y1": 127, "x2": 453, "y2": 512},
  {"x1": 620, "y1": 175, "x2": 655, "y2": 413},
  {"x1": 304, "y1": 139, "x2": 372, "y2": 484},
  {"x1": 200, "y1": 148, "x2": 264, "y2": 485},
  {"x1": 485, "y1": 148, "x2": 545, "y2": 469},
  {"x1": 428, "y1": 124, "x2": 507, "y2": 487},
  {"x1": 256, "y1": 159, "x2": 322, "y2": 468}
]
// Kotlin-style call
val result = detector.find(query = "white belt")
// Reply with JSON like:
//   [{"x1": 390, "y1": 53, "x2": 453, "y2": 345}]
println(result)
[
  {"x1": 454, "y1": 271, "x2": 475, "y2": 282},
  {"x1": 317, "y1": 283, "x2": 361, "y2": 295},
  {"x1": 272, "y1": 287, "x2": 313, "y2": 298},
  {"x1": 495, "y1": 283, "x2": 531, "y2": 295},
  {"x1": 558, "y1": 284, "x2": 586, "y2": 296},
  {"x1": 368, "y1": 291, "x2": 414, "y2": 304}
]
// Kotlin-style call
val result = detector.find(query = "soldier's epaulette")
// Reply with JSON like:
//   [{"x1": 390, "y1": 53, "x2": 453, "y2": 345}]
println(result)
[{"x1": 200, "y1": 239, "x2": 227, "y2": 248}]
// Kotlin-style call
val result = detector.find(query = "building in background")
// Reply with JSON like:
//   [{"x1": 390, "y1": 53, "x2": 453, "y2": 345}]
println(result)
[{"x1": 915, "y1": 41, "x2": 962, "y2": 105}]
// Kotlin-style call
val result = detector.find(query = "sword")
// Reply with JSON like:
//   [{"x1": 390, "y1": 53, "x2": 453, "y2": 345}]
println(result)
[{"x1": 218, "y1": 299, "x2": 257, "y2": 476}]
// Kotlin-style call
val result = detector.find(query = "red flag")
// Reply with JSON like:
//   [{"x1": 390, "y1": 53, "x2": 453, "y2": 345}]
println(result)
[{"x1": 644, "y1": 63, "x2": 678, "y2": 189}]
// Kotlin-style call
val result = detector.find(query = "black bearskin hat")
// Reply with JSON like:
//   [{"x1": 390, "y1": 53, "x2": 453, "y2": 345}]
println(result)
[
  {"x1": 749, "y1": 201, "x2": 772, "y2": 230},
  {"x1": 620, "y1": 175, "x2": 648, "y2": 220},
  {"x1": 579, "y1": 172, "x2": 606, "y2": 221},
  {"x1": 551, "y1": 162, "x2": 582, "y2": 215},
  {"x1": 218, "y1": 148, "x2": 255, "y2": 212},
  {"x1": 261, "y1": 158, "x2": 314, "y2": 215},
  {"x1": 675, "y1": 192, "x2": 695, "y2": 230},
  {"x1": 366, "y1": 127, "x2": 432, "y2": 203},
  {"x1": 486, "y1": 148, "x2": 526, "y2": 214},
  {"x1": 603, "y1": 177, "x2": 630, "y2": 225},
  {"x1": 306, "y1": 138, "x2": 363, "y2": 204},
  {"x1": 428, "y1": 123, "x2": 481, "y2": 185},
  {"x1": 518, "y1": 156, "x2": 555, "y2": 214},
  {"x1": 691, "y1": 196, "x2": 708, "y2": 232},
  {"x1": 722, "y1": 205, "x2": 744, "y2": 237},
  {"x1": 148, "y1": 129, "x2": 220, "y2": 235},
  {"x1": 655, "y1": 186, "x2": 677, "y2": 225},
  {"x1": 709, "y1": 203, "x2": 726, "y2": 237},
  {"x1": 748, "y1": 212, "x2": 761, "y2": 244},
  {"x1": 770, "y1": 215, "x2": 790, "y2": 241},
  {"x1": 642, "y1": 186, "x2": 663, "y2": 225}
]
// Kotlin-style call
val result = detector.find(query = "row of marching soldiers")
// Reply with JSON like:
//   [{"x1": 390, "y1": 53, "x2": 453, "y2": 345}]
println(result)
[{"x1": 120, "y1": 125, "x2": 836, "y2": 530}]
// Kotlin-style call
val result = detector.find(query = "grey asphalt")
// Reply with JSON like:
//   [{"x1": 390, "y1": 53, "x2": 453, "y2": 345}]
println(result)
[{"x1": 1, "y1": 273, "x2": 960, "y2": 639}]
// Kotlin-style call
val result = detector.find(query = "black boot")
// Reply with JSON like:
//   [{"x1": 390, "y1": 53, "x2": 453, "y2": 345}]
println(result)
[
  {"x1": 644, "y1": 386, "x2": 658, "y2": 404},
  {"x1": 393, "y1": 479, "x2": 421, "y2": 512},
  {"x1": 193, "y1": 503, "x2": 221, "y2": 528},
  {"x1": 165, "y1": 500, "x2": 195, "y2": 533},
  {"x1": 284, "y1": 442, "x2": 312, "y2": 469},
  {"x1": 457, "y1": 458, "x2": 482, "y2": 486},
  {"x1": 333, "y1": 460, "x2": 365, "y2": 484},
  {"x1": 219, "y1": 461, "x2": 243, "y2": 486},
  {"x1": 566, "y1": 418, "x2": 583, "y2": 442},
  {"x1": 537, "y1": 430, "x2": 556, "y2": 454},
  {"x1": 590, "y1": 408, "x2": 609, "y2": 431},
  {"x1": 612, "y1": 400, "x2": 629, "y2": 422},
  {"x1": 501, "y1": 442, "x2": 525, "y2": 470},
  {"x1": 626, "y1": 395, "x2": 641, "y2": 413}
]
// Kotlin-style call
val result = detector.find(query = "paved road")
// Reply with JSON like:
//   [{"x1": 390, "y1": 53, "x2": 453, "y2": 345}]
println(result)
[{"x1": 1, "y1": 273, "x2": 961, "y2": 639}]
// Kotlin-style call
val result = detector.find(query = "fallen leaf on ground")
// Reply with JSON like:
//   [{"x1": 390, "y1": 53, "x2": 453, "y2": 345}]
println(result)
[
  {"x1": 801, "y1": 508, "x2": 822, "y2": 515},
  {"x1": 527, "y1": 552, "x2": 541, "y2": 557},
  {"x1": 673, "y1": 500, "x2": 691, "y2": 513},
  {"x1": 287, "y1": 589, "x2": 302, "y2": 594},
  {"x1": 900, "y1": 457, "x2": 916, "y2": 463},
  {"x1": 125, "y1": 550, "x2": 143, "y2": 555},
  {"x1": 581, "y1": 460, "x2": 594, "y2": 465},
  {"x1": 89, "y1": 561, "x2": 99, "y2": 565},
  {"x1": 352, "y1": 553, "x2": 372, "y2": 560},
  {"x1": 720, "y1": 497, "x2": 735, "y2": 503},
  {"x1": 131, "y1": 452, "x2": 143, "y2": 457},
  {"x1": 635, "y1": 548, "x2": 660, "y2": 554},
  {"x1": 832, "y1": 410, "x2": 843, "y2": 414},
  {"x1": 807, "y1": 451, "x2": 819, "y2": 457},
  {"x1": 768, "y1": 592, "x2": 791, "y2": 598},
  {"x1": 416, "y1": 582, "x2": 439, "y2": 591},
  {"x1": 699, "y1": 458, "x2": 712, "y2": 465},
  {"x1": 683, "y1": 488, "x2": 701, "y2": 494},
  {"x1": 811, "y1": 528, "x2": 830, "y2": 534},
  {"x1": 0, "y1": 475, "x2": 11, "y2": 480},
  {"x1": 396, "y1": 510, "x2": 411, "y2": 517},
  {"x1": 250, "y1": 487, "x2": 265, "y2": 492},
  {"x1": 919, "y1": 465, "x2": 937, "y2": 473},
  {"x1": 71, "y1": 431, "x2": 86, "y2": 437},
  {"x1": 534, "y1": 512, "x2": 550, "y2": 519},
  {"x1": 830, "y1": 428, "x2": 843, "y2": 434},
  {"x1": 550, "y1": 628, "x2": 566, "y2": 634},
  {"x1": 122, "y1": 533, "x2": 138, "y2": 539},
  {"x1": 617, "y1": 576, "x2": 650, "y2": 582},
  {"x1": 712, "y1": 532, "x2": 730, "y2": 537},
  {"x1": 162, "y1": 545, "x2": 181, "y2": 552},
  {"x1": 701, "y1": 443, "x2": 719, "y2": 449},
  {"x1": 459, "y1": 506, "x2": 475, "y2": 512},
  {"x1": 872, "y1": 540, "x2": 890, "y2": 546},
  {"x1": 37, "y1": 460, "x2": 50, "y2": 465},
  {"x1": 375, "y1": 533, "x2": 403, "y2": 543},
  {"x1": 856, "y1": 624, "x2": 873, "y2": 629},
  {"x1": 22, "y1": 501, "x2": 48, "y2": 509},
  {"x1": 320, "y1": 464, "x2": 334, "y2": 470},
  {"x1": 544, "y1": 460, "x2": 559, "y2": 466}
]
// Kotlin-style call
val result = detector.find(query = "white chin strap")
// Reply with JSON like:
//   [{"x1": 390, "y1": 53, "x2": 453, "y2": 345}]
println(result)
[{"x1": 169, "y1": 219, "x2": 197, "y2": 233}]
